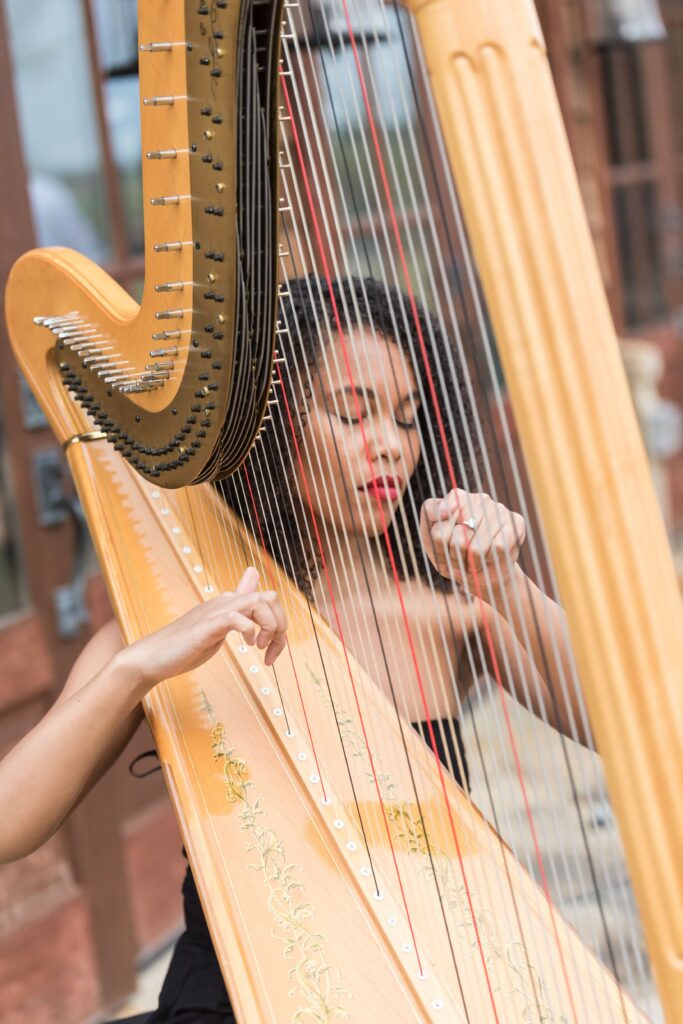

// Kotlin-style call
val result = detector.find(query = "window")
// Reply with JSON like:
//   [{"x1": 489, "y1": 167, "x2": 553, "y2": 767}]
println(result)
[
  {"x1": 93, "y1": 0, "x2": 144, "y2": 255},
  {"x1": 4, "y1": 0, "x2": 113, "y2": 263},
  {"x1": 599, "y1": 45, "x2": 668, "y2": 327}
]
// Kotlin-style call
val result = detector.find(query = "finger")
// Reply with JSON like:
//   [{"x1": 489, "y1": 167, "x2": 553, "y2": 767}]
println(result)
[
  {"x1": 248, "y1": 600, "x2": 280, "y2": 649},
  {"x1": 430, "y1": 520, "x2": 469, "y2": 574},
  {"x1": 420, "y1": 497, "x2": 443, "y2": 526},
  {"x1": 489, "y1": 524, "x2": 521, "y2": 565},
  {"x1": 226, "y1": 611, "x2": 258, "y2": 646},
  {"x1": 437, "y1": 488, "x2": 469, "y2": 519},
  {"x1": 251, "y1": 595, "x2": 288, "y2": 659},
  {"x1": 449, "y1": 525, "x2": 490, "y2": 566},
  {"x1": 235, "y1": 566, "x2": 260, "y2": 596},
  {"x1": 430, "y1": 518, "x2": 457, "y2": 546},
  {"x1": 264, "y1": 633, "x2": 287, "y2": 666},
  {"x1": 257, "y1": 591, "x2": 288, "y2": 635},
  {"x1": 203, "y1": 591, "x2": 269, "y2": 642}
]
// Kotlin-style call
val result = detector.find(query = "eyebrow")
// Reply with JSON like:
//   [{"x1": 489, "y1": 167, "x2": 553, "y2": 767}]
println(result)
[
  {"x1": 335, "y1": 385, "x2": 376, "y2": 401},
  {"x1": 332, "y1": 385, "x2": 422, "y2": 405}
]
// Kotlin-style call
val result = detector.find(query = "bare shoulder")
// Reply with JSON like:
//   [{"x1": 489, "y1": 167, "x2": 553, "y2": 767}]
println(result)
[{"x1": 56, "y1": 619, "x2": 125, "y2": 706}]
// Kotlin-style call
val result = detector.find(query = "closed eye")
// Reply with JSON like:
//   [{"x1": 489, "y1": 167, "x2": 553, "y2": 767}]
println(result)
[
  {"x1": 395, "y1": 393, "x2": 421, "y2": 429},
  {"x1": 395, "y1": 416, "x2": 418, "y2": 430}
]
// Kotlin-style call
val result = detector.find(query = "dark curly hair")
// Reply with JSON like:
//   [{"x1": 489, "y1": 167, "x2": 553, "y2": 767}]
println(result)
[{"x1": 220, "y1": 275, "x2": 482, "y2": 596}]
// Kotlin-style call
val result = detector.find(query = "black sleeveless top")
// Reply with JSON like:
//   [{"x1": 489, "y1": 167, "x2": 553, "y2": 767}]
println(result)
[{"x1": 123, "y1": 719, "x2": 468, "y2": 1024}]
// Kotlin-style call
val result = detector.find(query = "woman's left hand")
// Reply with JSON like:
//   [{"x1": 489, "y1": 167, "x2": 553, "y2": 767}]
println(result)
[{"x1": 420, "y1": 489, "x2": 526, "y2": 596}]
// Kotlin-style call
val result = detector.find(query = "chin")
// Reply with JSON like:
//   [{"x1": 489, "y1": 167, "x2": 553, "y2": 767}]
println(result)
[{"x1": 352, "y1": 506, "x2": 398, "y2": 539}]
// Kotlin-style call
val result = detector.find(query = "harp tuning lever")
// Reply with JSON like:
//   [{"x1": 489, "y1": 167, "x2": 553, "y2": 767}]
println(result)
[
  {"x1": 155, "y1": 309, "x2": 185, "y2": 321},
  {"x1": 152, "y1": 330, "x2": 182, "y2": 342},
  {"x1": 146, "y1": 361, "x2": 175, "y2": 372},
  {"x1": 143, "y1": 96, "x2": 176, "y2": 106},
  {"x1": 139, "y1": 42, "x2": 174, "y2": 53},
  {"x1": 149, "y1": 346, "x2": 179, "y2": 358},
  {"x1": 150, "y1": 195, "x2": 181, "y2": 206}
]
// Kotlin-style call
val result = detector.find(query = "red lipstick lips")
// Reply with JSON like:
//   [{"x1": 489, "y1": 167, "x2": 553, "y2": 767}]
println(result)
[{"x1": 363, "y1": 475, "x2": 402, "y2": 501}]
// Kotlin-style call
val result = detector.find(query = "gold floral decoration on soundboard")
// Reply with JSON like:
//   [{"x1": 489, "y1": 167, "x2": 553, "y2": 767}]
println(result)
[
  {"x1": 306, "y1": 665, "x2": 574, "y2": 1024},
  {"x1": 201, "y1": 691, "x2": 350, "y2": 1023}
]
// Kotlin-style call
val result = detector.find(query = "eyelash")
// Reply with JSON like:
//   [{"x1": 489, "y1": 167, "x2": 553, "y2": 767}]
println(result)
[{"x1": 337, "y1": 413, "x2": 418, "y2": 430}]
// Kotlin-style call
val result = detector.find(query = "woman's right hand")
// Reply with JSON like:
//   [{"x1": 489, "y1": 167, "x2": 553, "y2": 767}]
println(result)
[{"x1": 117, "y1": 566, "x2": 288, "y2": 690}]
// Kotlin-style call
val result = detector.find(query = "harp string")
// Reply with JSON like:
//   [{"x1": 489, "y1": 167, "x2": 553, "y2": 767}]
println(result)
[
  {"x1": 237, "y1": 54, "x2": 430, "y2": 942},
  {"x1": 104, "y1": 6, "x2": 651, "y2": 1015},
  {"x1": 276, "y1": 14, "x2": 573, "y2": 1015},
  {"x1": 321, "y1": 4, "x2": 634, "y2": 1011},
  {"x1": 328, "y1": 14, "x2": 578, "y2": 979},
  {"x1": 313, "y1": 0, "x2": 602, "y2": 983},
  {"x1": 238, "y1": 417, "x2": 411, "y2": 929},
  {"x1": 264, "y1": 288, "x2": 474, "y2": 991},
  {"x1": 270, "y1": 226, "x2": 532, "y2": 1015},
  {"x1": 278, "y1": 75, "x2": 516, "y2": 1011},
  {"x1": 396, "y1": 5, "x2": 650, "y2": 1000},
  {"x1": 278, "y1": 9, "x2": 507, "y2": 839},
  {"x1": 274, "y1": 16, "x2": 560, "y2": 1021},
  {"x1": 241, "y1": 462, "x2": 330, "y2": 797},
  {"x1": 334, "y1": 8, "x2": 618, "y2": 1017},
  {"x1": 370, "y1": 2, "x2": 651, "y2": 1007},
  {"x1": 242, "y1": 34, "x2": 489, "y2": 983},
  {"x1": 274, "y1": 6, "x2": 634, "y2": 1015}
]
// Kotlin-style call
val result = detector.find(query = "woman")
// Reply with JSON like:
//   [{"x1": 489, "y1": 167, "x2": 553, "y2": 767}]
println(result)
[
  {"x1": 0, "y1": 276, "x2": 583, "y2": 1022},
  {"x1": 224, "y1": 274, "x2": 583, "y2": 745}
]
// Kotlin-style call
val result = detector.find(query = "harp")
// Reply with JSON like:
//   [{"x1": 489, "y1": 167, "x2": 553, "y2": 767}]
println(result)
[{"x1": 4, "y1": 0, "x2": 682, "y2": 1021}]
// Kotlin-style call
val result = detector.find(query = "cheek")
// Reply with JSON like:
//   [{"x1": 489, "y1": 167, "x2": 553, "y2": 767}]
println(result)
[
  {"x1": 324, "y1": 421, "x2": 368, "y2": 476},
  {"x1": 402, "y1": 431, "x2": 421, "y2": 473}
]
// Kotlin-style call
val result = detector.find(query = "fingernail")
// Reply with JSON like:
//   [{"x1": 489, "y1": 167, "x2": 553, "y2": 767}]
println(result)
[{"x1": 438, "y1": 500, "x2": 448, "y2": 516}]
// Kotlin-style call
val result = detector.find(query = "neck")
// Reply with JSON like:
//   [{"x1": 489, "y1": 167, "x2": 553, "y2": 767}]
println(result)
[{"x1": 312, "y1": 515, "x2": 386, "y2": 614}]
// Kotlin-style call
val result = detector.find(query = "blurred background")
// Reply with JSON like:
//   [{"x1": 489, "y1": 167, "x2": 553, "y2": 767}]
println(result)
[{"x1": 0, "y1": 1, "x2": 681, "y2": 1021}]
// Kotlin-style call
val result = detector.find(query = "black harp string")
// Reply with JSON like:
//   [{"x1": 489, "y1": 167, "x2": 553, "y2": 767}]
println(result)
[
  {"x1": 266, "y1": 77, "x2": 471, "y2": 966},
  {"x1": 394, "y1": 2, "x2": 648, "y2": 1001},
  {"x1": 267, "y1": 257, "x2": 469, "y2": 994},
  {"x1": 317, "y1": 4, "x2": 618, "y2": 1015},
  {"x1": 306, "y1": 5, "x2": 504, "y2": 824},
  {"x1": 282, "y1": 2, "x2": 630, "y2": 1015},
  {"x1": 226, "y1": 18, "x2": 388, "y2": 893},
  {"x1": 278, "y1": 9, "x2": 548, "y2": 1007},
  {"x1": 244, "y1": 421, "x2": 389, "y2": 908},
  {"x1": 375, "y1": 0, "x2": 643, "y2": 1007},
  {"x1": 276, "y1": 25, "x2": 524, "y2": 1010},
  {"x1": 391, "y1": 8, "x2": 641, "y2": 997},
  {"x1": 305, "y1": 19, "x2": 550, "y2": 1013}
]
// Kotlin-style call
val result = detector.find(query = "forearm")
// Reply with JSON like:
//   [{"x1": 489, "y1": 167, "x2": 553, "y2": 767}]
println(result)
[
  {"x1": 0, "y1": 653, "x2": 147, "y2": 863},
  {"x1": 483, "y1": 565, "x2": 589, "y2": 745}
]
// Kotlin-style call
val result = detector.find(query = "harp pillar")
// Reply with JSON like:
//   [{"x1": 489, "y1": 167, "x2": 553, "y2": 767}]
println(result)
[{"x1": 402, "y1": 0, "x2": 683, "y2": 1019}]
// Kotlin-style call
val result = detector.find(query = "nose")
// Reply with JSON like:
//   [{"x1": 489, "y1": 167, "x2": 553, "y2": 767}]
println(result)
[{"x1": 370, "y1": 416, "x2": 402, "y2": 465}]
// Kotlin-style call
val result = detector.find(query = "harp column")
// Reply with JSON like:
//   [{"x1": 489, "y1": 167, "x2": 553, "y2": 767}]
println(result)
[{"x1": 402, "y1": 0, "x2": 683, "y2": 1020}]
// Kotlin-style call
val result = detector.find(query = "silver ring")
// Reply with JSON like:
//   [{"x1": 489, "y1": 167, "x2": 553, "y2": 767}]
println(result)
[{"x1": 462, "y1": 517, "x2": 478, "y2": 530}]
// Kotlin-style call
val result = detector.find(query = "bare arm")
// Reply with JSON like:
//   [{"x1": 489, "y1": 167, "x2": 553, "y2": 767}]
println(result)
[
  {"x1": 0, "y1": 567, "x2": 288, "y2": 863},
  {"x1": 458, "y1": 577, "x2": 588, "y2": 745},
  {"x1": 0, "y1": 626, "x2": 145, "y2": 862},
  {"x1": 423, "y1": 491, "x2": 589, "y2": 746}
]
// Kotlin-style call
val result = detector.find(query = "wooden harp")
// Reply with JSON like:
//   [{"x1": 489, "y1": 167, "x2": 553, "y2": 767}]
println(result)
[{"x1": 4, "y1": 1, "x2": 682, "y2": 1022}]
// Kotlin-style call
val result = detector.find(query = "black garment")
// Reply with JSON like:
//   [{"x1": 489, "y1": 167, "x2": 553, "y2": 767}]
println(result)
[
  {"x1": 116, "y1": 719, "x2": 467, "y2": 1023},
  {"x1": 146, "y1": 867, "x2": 236, "y2": 1024}
]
